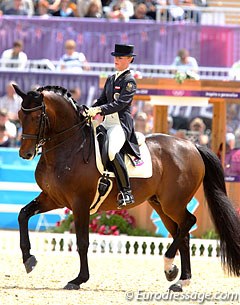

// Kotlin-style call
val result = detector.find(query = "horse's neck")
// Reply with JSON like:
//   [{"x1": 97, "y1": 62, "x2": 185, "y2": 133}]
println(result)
[{"x1": 47, "y1": 98, "x2": 78, "y2": 134}]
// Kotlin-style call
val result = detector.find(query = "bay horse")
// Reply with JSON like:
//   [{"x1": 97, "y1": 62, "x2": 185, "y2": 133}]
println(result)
[{"x1": 13, "y1": 84, "x2": 240, "y2": 291}]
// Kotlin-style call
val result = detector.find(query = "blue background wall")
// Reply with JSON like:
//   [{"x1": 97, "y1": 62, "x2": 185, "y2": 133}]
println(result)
[{"x1": 0, "y1": 148, "x2": 63, "y2": 230}]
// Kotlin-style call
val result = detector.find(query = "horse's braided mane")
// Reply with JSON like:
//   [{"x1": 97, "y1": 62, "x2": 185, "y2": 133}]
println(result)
[{"x1": 36, "y1": 85, "x2": 79, "y2": 108}]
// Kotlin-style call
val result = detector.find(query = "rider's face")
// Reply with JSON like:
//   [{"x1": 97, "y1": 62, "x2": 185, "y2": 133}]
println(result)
[{"x1": 114, "y1": 56, "x2": 132, "y2": 71}]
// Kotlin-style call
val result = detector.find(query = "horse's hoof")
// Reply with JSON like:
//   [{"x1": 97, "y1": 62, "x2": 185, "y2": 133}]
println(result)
[
  {"x1": 24, "y1": 255, "x2": 37, "y2": 274},
  {"x1": 164, "y1": 265, "x2": 179, "y2": 281},
  {"x1": 169, "y1": 283, "x2": 183, "y2": 292},
  {"x1": 64, "y1": 283, "x2": 80, "y2": 290}
]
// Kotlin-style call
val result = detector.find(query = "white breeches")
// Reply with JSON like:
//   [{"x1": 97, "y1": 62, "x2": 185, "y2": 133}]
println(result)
[
  {"x1": 101, "y1": 113, "x2": 126, "y2": 161},
  {"x1": 106, "y1": 125, "x2": 126, "y2": 161}
]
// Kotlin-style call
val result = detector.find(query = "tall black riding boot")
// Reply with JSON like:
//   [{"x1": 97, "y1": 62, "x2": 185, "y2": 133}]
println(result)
[{"x1": 111, "y1": 153, "x2": 134, "y2": 209}]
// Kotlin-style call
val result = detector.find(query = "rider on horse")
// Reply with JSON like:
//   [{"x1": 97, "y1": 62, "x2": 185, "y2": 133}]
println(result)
[{"x1": 86, "y1": 44, "x2": 140, "y2": 209}]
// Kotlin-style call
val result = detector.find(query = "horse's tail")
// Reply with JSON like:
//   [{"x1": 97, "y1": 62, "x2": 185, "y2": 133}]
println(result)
[{"x1": 196, "y1": 145, "x2": 240, "y2": 277}]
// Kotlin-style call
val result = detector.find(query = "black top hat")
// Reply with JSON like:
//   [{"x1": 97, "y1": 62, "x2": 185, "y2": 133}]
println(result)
[{"x1": 111, "y1": 44, "x2": 136, "y2": 57}]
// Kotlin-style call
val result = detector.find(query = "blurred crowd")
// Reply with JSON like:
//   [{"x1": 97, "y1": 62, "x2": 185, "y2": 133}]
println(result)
[
  {"x1": 0, "y1": 0, "x2": 207, "y2": 21},
  {"x1": 0, "y1": 81, "x2": 22, "y2": 147},
  {"x1": 0, "y1": 79, "x2": 83, "y2": 148}
]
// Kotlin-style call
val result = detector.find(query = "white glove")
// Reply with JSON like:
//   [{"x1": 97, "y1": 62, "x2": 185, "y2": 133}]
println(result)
[{"x1": 86, "y1": 107, "x2": 101, "y2": 117}]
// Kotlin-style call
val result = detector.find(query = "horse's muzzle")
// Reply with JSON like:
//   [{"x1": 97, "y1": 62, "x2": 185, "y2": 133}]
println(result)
[{"x1": 19, "y1": 149, "x2": 36, "y2": 160}]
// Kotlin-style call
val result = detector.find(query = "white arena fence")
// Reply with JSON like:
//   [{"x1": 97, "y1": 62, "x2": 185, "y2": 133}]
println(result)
[
  {"x1": 0, "y1": 230, "x2": 220, "y2": 258},
  {"x1": 0, "y1": 59, "x2": 233, "y2": 81}
]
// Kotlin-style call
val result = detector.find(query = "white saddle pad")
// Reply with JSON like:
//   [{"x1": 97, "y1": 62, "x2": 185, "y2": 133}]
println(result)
[{"x1": 93, "y1": 121, "x2": 152, "y2": 178}]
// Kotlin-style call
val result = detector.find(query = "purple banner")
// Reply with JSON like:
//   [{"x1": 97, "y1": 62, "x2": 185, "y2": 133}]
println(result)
[
  {"x1": 0, "y1": 17, "x2": 239, "y2": 67},
  {"x1": 136, "y1": 89, "x2": 240, "y2": 99}
]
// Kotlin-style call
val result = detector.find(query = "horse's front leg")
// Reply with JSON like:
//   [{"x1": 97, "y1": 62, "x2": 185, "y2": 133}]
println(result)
[
  {"x1": 18, "y1": 198, "x2": 40, "y2": 273},
  {"x1": 18, "y1": 192, "x2": 58, "y2": 273},
  {"x1": 64, "y1": 203, "x2": 90, "y2": 290}
]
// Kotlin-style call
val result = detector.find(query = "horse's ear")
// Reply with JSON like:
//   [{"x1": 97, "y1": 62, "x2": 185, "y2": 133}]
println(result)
[{"x1": 12, "y1": 84, "x2": 27, "y2": 99}]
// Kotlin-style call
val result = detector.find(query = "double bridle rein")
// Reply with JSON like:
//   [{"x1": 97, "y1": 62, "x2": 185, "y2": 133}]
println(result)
[{"x1": 21, "y1": 102, "x2": 90, "y2": 157}]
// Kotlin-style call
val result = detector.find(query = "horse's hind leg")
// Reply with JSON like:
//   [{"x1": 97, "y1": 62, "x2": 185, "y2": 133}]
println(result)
[
  {"x1": 18, "y1": 192, "x2": 58, "y2": 273},
  {"x1": 165, "y1": 210, "x2": 196, "y2": 292},
  {"x1": 177, "y1": 233, "x2": 191, "y2": 287},
  {"x1": 149, "y1": 200, "x2": 196, "y2": 292}
]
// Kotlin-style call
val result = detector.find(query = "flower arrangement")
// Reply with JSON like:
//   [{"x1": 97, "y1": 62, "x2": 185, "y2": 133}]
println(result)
[
  {"x1": 174, "y1": 70, "x2": 200, "y2": 84},
  {"x1": 174, "y1": 71, "x2": 187, "y2": 84},
  {"x1": 89, "y1": 210, "x2": 135, "y2": 235},
  {"x1": 53, "y1": 208, "x2": 156, "y2": 236}
]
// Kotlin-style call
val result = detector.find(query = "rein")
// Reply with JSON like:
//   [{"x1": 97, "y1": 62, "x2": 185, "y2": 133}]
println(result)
[
  {"x1": 21, "y1": 102, "x2": 91, "y2": 161},
  {"x1": 40, "y1": 118, "x2": 89, "y2": 156}
]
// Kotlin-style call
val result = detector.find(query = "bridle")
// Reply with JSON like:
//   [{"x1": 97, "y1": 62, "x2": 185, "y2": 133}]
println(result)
[
  {"x1": 21, "y1": 101, "x2": 90, "y2": 157},
  {"x1": 21, "y1": 103, "x2": 49, "y2": 155}
]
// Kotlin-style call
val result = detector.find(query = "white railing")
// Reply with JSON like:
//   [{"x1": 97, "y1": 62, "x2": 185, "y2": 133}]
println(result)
[
  {"x1": 0, "y1": 59, "x2": 234, "y2": 81},
  {"x1": 156, "y1": 5, "x2": 240, "y2": 25},
  {"x1": 0, "y1": 230, "x2": 221, "y2": 258}
]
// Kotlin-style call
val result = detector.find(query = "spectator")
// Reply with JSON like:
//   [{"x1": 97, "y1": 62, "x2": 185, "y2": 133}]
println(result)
[
  {"x1": 69, "y1": 87, "x2": 82, "y2": 104},
  {"x1": 37, "y1": 0, "x2": 61, "y2": 14},
  {"x1": 1, "y1": 40, "x2": 28, "y2": 70},
  {"x1": 84, "y1": 0, "x2": 103, "y2": 18},
  {"x1": 229, "y1": 60, "x2": 240, "y2": 81},
  {"x1": 0, "y1": 125, "x2": 11, "y2": 147},
  {"x1": 172, "y1": 48, "x2": 199, "y2": 79},
  {"x1": 130, "y1": 3, "x2": 153, "y2": 20},
  {"x1": 189, "y1": 117, "x2": 209, "y2": 146},
  {"x1": 0, "y1": 109, "x2": 17, "y2": 142},
  {"x1": 51, "y1": 0, "x2": 75, "y2": 17},
  {"x1": 59, "y1": 39, "x2": 90, "y2": 72},
  {"x1": 226, "y1": 103, "x2": 239, "y2": 133},
  {"x1": 2, "y1": 0, "x2": 34, "y2": 15},
  {"x1": 106, "y1": 3, "x2": 126, "y2": 21},
  {"x1": 0, "y1": 1, "x2": 9, "y2": 12},
  {"x1": 226, "y1": 132, "x2": 236, "y2": 152},
  {"x1": 225, "y1": 132, "x2": 240, "y2": 177},
  {"x1": 0, "y1": 81, "x2": 22, "y2": 122},
  {"x1": 109, "y1": 0, "x2": 134, "y2": 21},
  {"x1": 134, "y1": 112, "x2": 149, "y2": 135},
  {"x1": 137, "y1": 0, "x2": 158, "y2": 20},
  {"x1": 22, "y1": 0, "x2": 35, "y2": 15},
  {"x1": 35, "y1": 1, "x2": 51, "y2": 17},
  {"x1": 69, "y1": 2, "x2": 78, "y2": 16},
  {"x1": 3, "y1": 0, "x2": 28, "y2": 15},
  {"x1": 76, "y1": 0, "x2": 102, "y2": 17},
  {"x1": 234, "y1": 127, "x2": 240, "y2": 148}
]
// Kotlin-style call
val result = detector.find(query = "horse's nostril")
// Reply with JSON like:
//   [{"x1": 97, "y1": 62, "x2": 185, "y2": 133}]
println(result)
[{"x1": 26, "y1": 153, "x2": 33, "y2": 159}]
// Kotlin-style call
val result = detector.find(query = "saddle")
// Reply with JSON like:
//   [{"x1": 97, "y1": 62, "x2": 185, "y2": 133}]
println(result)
[
  {"x1": 95, "y1": 123, "x2": 152, "y2": 178},
  {"x1": 89, "y1": 121, "x2": 152, "y2": 215}
]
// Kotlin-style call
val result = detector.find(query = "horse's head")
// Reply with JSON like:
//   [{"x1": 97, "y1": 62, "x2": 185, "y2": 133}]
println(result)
[
  {"x1": 13, "y1": 84, "x2": 46, "y2": 160},
  {"x1": 15, "y1": 84, "x2": 90, "y2": 160}
]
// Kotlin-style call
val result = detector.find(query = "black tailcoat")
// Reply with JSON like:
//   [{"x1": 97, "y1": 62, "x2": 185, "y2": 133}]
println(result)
[{"x1": 93, "y1": 70, "x2": 140, "y2": 159}]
